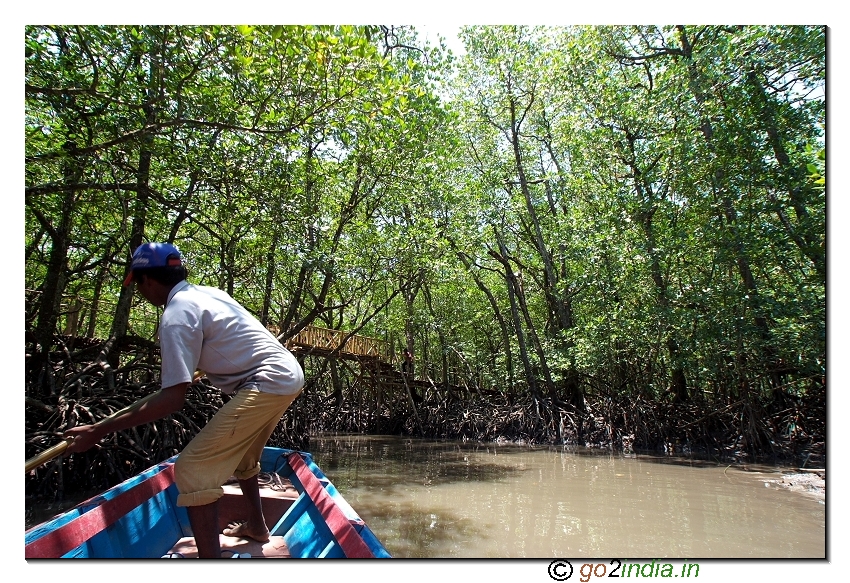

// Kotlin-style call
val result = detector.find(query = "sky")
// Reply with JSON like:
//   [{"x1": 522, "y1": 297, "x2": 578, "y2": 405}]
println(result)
[
  {"x1": 10, "y1": 4, "x2": 843, "y2": 578},
  {"x1": 417, "y1": 25, "x2": 466, "y2": 56}
]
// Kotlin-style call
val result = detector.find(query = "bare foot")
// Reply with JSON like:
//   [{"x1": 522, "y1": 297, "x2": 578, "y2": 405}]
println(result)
[{"x1": 222, "y1": 521, "x2": 270, "y2": 543}]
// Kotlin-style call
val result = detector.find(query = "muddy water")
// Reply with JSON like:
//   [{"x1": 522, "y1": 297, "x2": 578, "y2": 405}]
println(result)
[{"x1": 310, "y1": 434, "x2": 825, "y2": 559}]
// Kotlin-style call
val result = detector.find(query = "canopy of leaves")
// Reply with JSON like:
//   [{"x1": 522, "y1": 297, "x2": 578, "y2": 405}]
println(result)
[{"x1": 26, "y1": 25, "x2": 825, "y2": 443}]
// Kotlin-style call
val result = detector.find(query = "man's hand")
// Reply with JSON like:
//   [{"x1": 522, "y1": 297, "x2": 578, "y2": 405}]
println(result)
[{"x1": 62, "y1": 425, "x2": 104, "y2": 455}]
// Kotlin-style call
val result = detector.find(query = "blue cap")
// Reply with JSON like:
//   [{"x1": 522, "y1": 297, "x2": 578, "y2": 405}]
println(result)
[{"x1": 123, "y1": 242, "x2": 183, "y2": 285}]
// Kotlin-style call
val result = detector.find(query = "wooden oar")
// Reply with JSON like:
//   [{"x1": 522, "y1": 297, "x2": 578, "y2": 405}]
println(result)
[
  {"x1": 25, "y1": 440, "x2": 72, "y2": 474},
  {"x1": 25, "y1": 390, "x2": 162, "y2": 474}
]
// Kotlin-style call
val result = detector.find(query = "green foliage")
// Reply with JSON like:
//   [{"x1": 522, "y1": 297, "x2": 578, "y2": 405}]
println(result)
[
  {"x1": 806, "y1": 143, "x2": 825, "y2": 188},
  {"x1": 25, "y1": 25, "x2": 825, "y2": 410}
]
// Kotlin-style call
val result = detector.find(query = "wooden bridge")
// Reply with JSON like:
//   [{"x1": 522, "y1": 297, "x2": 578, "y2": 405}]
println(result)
[
  {"x1": 284, "y1": 325, "x2": 391, "y2": 363},
  {"x1": 283, "y1": 324, "x2": 429, "y2": 393},
  {"x1": 283, "y1": 325, "x2": 434, "y2": 433}
]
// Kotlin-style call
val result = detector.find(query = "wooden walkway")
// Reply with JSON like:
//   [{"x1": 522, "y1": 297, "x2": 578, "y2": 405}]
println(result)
[
  {"x1": 284, "y1": 324, "x2": 433, "y2": 395},
  {"x1": 284, "y1": 325, "x2": 390, "y2": 362}
]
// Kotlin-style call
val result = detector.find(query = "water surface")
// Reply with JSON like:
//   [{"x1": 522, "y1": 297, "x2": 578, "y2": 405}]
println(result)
[{"x1": 310, "y1": 434, "x2": 825, "y2": 558}]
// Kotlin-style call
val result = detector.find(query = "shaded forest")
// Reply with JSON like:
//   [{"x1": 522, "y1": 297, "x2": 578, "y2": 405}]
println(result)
[{"x1": 25, "y1": 25, "x2": 825, "y2": 498}]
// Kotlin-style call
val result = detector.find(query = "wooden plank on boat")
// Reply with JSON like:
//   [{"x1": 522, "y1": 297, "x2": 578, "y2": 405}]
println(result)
[
  {"x1": 286, "y1": 452, "x2": 375, "y2": 558},
  {"x1": 218, "y1": 480, "x2": 299, "y2": 533},
  {"x1": 165, "y1": 534, "x2": 291, "y2": 558}
]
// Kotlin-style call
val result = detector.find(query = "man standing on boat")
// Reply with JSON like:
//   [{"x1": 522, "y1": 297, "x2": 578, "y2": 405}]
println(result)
[{"x1": 63, "y1": 242, "x2": 304, "y2": 559}]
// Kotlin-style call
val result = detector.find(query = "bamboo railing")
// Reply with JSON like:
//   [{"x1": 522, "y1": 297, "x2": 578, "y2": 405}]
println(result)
[{"x1": 285, "y1": 325, "x2": 390, "y2": 361}]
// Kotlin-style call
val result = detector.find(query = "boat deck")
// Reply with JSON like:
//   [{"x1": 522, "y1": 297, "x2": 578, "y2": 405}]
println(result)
[
  {"x1": 166, "y1": 534, "x2": 291, "y2": 558},
  {"x1": 219, "y1": 478, "x2": 300, "y2": 530},
  {"x1": 164, "y1": 475, "x2": 299, "y2": 558}
]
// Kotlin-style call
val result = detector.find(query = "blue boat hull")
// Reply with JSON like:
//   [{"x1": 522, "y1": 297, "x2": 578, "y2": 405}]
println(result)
[{"x1": 25, "y1": 447, "x2": 390, "y2": 559}]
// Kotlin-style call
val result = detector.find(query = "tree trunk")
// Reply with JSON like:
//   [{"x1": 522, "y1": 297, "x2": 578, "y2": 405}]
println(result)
[
  {"x1": 626, "y1": 141, "x2": 689, "y2": 403},
  {"x1": 508, "y1": 97, "x2": 573, "y2": 332},
  {"x1": 31, "y1": 146, "x2": 79, "y2": 395},
  {"x1": 676, "y1": 25, "x2": 781, "y2": 395},
  {"x1": 491, "y1": 226, "x2": 540, "y2": 401},
  {"x1": 745, "y1": 68, "x2": 824, "y2": 278},
  {"x1": 110, "y1": 28, "x2": 164, "y2": 348},
  {"x1": 454, "y1": 248, "x2": 515, "y2": 391},
  {"x1": 261, "y1": 230, "x2": 279, "y2": 328}
]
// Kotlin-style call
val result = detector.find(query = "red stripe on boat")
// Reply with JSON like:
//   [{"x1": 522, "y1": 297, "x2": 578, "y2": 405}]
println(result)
[
  {"x1": 287, "y1": 452, "x2": 374, "y2": 558},
  {"x1": 25, "y1": 464, "x2": 175, "y2": 558}
]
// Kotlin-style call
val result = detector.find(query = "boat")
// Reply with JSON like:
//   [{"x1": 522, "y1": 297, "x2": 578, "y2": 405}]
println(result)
[{"x1": 25, "y1": 446, "x2": 391, "y2": 559}]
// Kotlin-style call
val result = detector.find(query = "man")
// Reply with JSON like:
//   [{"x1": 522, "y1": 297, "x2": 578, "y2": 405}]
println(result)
[
  {"x1": 63, "y1": 242, "x2": 304, "y2": 558},
  {"x1": 401, "y1": 348, "x2": 413, "y2": 376}
]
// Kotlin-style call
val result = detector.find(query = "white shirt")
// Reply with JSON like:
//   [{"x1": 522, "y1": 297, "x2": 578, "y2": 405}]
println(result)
[{"x1": 158, "y1": 281, "x2": 304, "y2": 395}]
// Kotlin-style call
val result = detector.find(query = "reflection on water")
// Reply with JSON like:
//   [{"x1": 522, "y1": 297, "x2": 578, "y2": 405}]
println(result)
[{"x1": 310, "y1": 434, "x2": 825, "y2": 559}]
